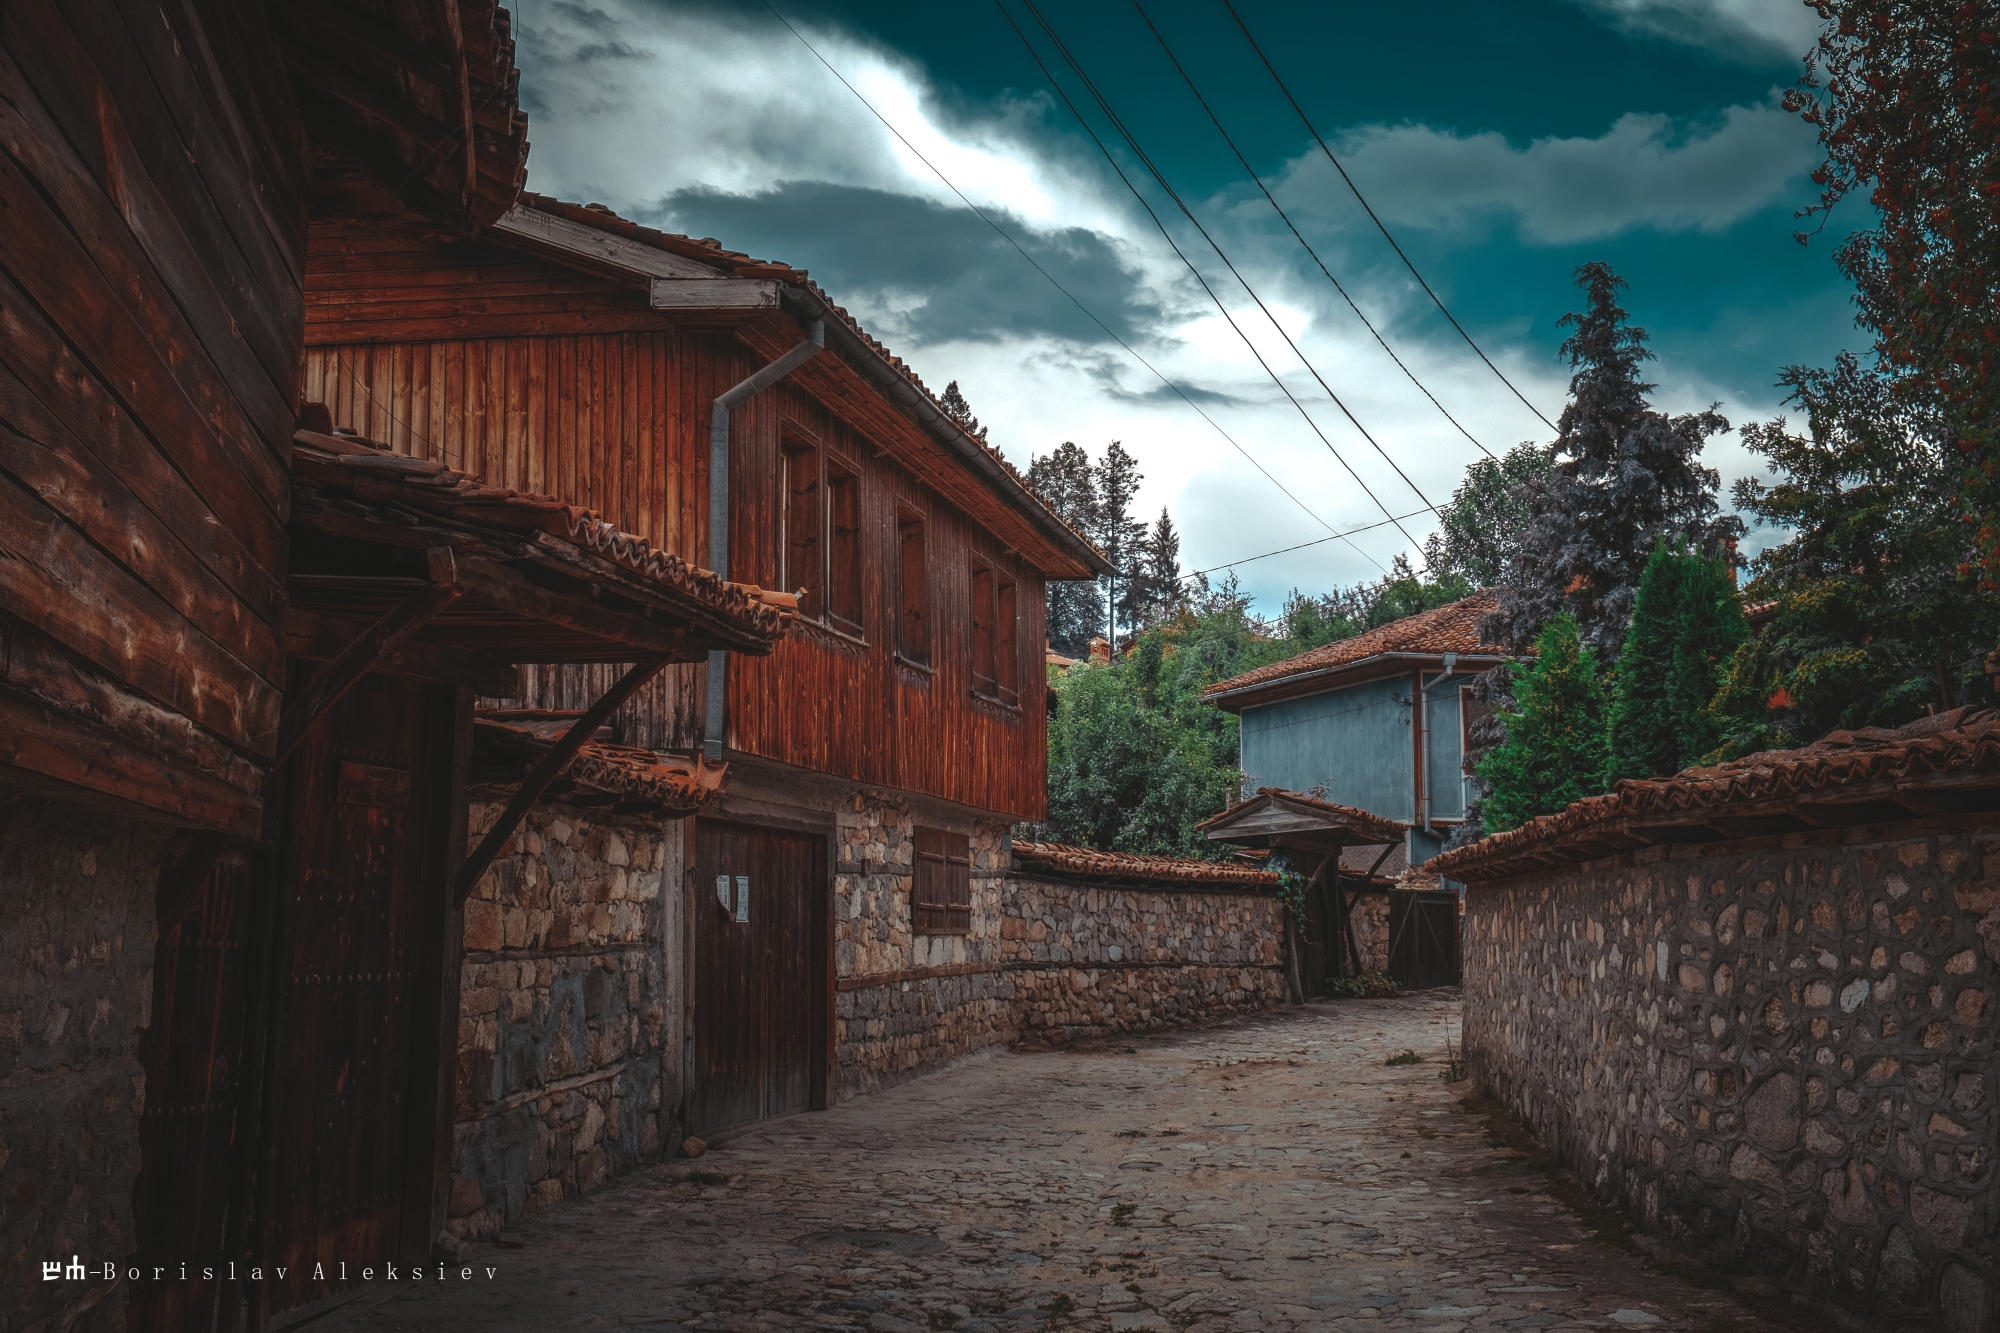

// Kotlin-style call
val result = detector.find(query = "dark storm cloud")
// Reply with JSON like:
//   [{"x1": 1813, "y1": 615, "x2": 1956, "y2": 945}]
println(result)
[{"x1": 651, "y1": 181, "x2": 1167, "y2": 346}]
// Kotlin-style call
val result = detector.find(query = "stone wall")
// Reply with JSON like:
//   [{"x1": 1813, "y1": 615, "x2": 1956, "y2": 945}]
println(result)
[
  {"x1": 1462, "y1": 816, "x2": 2000, "y2": 1331},
  {"x1": 447, "y1": 796, "x2": 676, "y2": 1243},
  {"x1": 833, "y1": 791, "x2": 1012, "y2": 1097},
  {"x1": 0, "y1": 795, "x2": 169, "y2": 1332},
  {"x1": 1004, "y1": 875, "x2": 1287, "y2": 1041}
]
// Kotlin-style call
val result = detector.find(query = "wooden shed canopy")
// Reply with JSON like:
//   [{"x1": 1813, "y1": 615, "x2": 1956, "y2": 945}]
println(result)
[
  {"x1": 275, "y1": 0, "x2": 531, "y2": 234},
  {"x1": 478, "y1": 194, "x2": 1110, "y2": 581},
  {"x1": 1204, "y1": 591, "x2": 1510, "y2": 711},
  {"x1": 1430, "y1": 707, "x2": 2000, "y2": 883},
  {"x1": 290, "y1": 427, "x2": 788, "y2": 673},
  {"x1": 1198, "y1": 788, "x2": 1409, "y2": 857},
  {"x1": 472, "y1": 715, "x2": 724, "y2": 816}
]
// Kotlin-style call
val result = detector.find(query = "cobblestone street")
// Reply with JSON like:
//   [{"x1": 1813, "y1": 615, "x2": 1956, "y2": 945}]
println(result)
[{"x1": 314, "y1": 995, "x2": 1820, "y2": 1333}]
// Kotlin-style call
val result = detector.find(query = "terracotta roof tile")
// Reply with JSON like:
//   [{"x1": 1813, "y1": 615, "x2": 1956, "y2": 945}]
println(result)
[
  {"x1": 1204, "y1": 592, "x2": 1510, "y2": 702},
  {"x1": 509, "y1": 193, "x2": 1094, "y2": 560},
  {"x1": 1011, "y1": 842, "x2": 1278, "y2": 889},
  {"x1": 1431, "y1": 707, "x2": 2000, "y2": 882},
  {"x1": 473, "y1": 717, "x2": 725, "y2": 815}
]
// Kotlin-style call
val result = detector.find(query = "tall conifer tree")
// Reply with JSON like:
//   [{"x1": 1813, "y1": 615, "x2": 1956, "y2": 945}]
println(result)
[
  {"x1": 1604, "y1": 543, "x2": 1749, "y2": 783},
  {"x1": 1477, "y1": 616, "x2": 1609, "y2": 834},
  {"x1": 1027, "y1": 442, "x2": 1104, "y2": 657}
]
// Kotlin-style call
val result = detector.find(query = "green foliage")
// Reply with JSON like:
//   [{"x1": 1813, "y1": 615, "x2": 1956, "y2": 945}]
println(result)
[
  {"x1": 1422, "y1": 442, "x2": 1552, "y2": 589},
  {"x1": 1605, "y1": 542, "x2": 1749, "y2": 782},
  {"x1": 1327, "y1": 972, "x2": 1398, "y2": 999},
  {"x1": 1705, "y1": 356, "x2": 1998, "y2": 759},
  {"x1": 1384, "y1": 1049, "x2": 1422, "y2": 1066},
  {"x1": 1477, "y1": 616, "x2": 1609, "y2": 833}
]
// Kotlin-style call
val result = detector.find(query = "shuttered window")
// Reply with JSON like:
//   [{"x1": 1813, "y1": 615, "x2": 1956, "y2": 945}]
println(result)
[
  {"x1": 912, "y1": 827, "x2": 971, "y2": 935},
  {"x1": 781, "y1": 435, "x2": 820, "y2": 620},
  {"x1": 897, "y1": 506, "x2": 928, "y2": 663},
  {"x1": 969, "y1": 560, "x2": 995, "y2": 696},
  {"x1": 826, "y1": 460, "x2": 861, "y2": 635},
  {"x1": 995, "y1": 575, "x2": 1018, "y2": 706}
]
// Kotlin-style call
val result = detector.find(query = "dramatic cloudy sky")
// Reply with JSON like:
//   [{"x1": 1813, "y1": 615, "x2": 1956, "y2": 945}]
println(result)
[{"x1": 508, "y1": 0, "x2": 1862, "y2": 611}]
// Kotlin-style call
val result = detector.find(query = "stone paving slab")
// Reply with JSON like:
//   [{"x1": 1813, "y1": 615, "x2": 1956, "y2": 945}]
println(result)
[{"x1": 310, "y1": 994, "x2": 1815, "y2": 1333}]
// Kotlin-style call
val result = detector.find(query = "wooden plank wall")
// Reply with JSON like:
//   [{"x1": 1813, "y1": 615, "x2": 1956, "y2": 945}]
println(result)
[
  {"x1": 0, "y1": 0, "x2": 304, "y2": 833},
  {"x1": 304, "y1": 222, "x2": 1050, "y2": 819}
]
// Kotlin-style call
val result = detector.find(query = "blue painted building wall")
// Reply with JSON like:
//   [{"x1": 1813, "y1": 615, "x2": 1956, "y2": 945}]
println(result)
[{"x1": 1237, "y1": 667, "x2": 1483, "y2": 860}]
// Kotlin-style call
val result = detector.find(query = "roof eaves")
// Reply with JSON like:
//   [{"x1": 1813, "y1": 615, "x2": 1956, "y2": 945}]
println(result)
[{"x1": 1205, "y1": 651, "x2": 1508, "y2": 710}]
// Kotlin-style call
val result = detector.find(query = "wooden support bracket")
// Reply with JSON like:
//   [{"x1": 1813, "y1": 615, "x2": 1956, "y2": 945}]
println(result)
[
  {"x1": 453, "y1": 656, "x2": 673, "y2": 905},
  {"x1": 272, "y1": 548, "x2": 460, "y2": 766}
]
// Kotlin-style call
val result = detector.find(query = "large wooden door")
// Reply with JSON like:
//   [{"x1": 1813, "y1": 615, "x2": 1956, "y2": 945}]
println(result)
[
  {"x1": 258, "y1": 672, "x2": 464, "y2": 1318},
  {"x1": 1387, "y1": 889, "x2": 1462, "y2": 990},
  {"x1": 690, "y1": 821, "x2": 827, "y2": 1137}
]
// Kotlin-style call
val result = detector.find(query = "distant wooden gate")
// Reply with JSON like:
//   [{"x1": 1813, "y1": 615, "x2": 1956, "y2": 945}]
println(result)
[
  {"x1": 1387, "y1": 890, "x2": 1461, "y2": 990},
  {"x1": 690, "y1": 820, "x2": 828, "y2": 1137},
  {"x1": 257, "y1": 672, "x2": 464, "y2": 1319}
]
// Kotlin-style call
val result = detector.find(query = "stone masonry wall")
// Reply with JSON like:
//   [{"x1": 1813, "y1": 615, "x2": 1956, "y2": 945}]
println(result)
[
  {"x1": 448, "y1": 796, "x2": 673, "y2": 1243},
  {"x1": 1004, "y1": 876, "x2": 1287, "y2": 1041},
  {"x1": 1463, "y1": 815, "x2": 2000, "y2": 1332},
  {"x1": 0, "y1": 795, "x2": 170, "y2": 1333},
  {"x1": 834, "y1": 791, "x2": 1012, "y2": 1098}
]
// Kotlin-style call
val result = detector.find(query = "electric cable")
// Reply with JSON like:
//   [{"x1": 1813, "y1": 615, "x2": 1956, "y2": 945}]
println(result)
[
  {"x1": 1006, "y1": 0, "x2": 1438, "y2": 554},
  {"x1": 762, "y1": 0, "x2": 1387, "y2": 573},
  {"x1": 1133, "y1": 0, "x2": 1496, "y2": 461},
  {"x1": 1221, "y1": 0, "x2": 1558, "y2": 432}
]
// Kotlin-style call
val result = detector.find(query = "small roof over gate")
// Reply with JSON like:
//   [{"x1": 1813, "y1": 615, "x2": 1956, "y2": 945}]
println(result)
[
  {"x1": 1198, "y1": 788, "x2": 1408, "y2": 859},
  {"x1": 1204, "y1": 591, "x2": 1509, "y2": 711},
  {"x1": 1430, "y1": 707, "x2": 2000, "y2": 883}
]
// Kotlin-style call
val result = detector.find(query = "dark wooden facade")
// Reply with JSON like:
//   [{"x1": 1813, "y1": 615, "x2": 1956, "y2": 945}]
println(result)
[{"x1": 300, "y1": 206, "x2": 1100, "y2": 821}]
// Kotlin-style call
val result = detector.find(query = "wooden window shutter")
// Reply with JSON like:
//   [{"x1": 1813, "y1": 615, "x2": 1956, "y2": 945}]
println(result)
[
  {"x1": 782, "y1": 435, "x2": 821, "y2": 620},
  {"x1": 825, "y1": 459, "x2": 861, "y2": 635},
  {"x1": 898, "y1": 507, "x2": 928, "y2": 663},
  {"x1": 969, "y1": 561, "x2": 995, "y2": 697},
  {"x1": 912, "y1": 827, "x2": 971, "y2": 935},
  {"x1": 995, "y1": 575, "x2": 1018, "y2": 706}
]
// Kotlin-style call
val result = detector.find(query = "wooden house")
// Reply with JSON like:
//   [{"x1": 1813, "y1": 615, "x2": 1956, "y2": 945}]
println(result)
[
  {"x1": 1203, "y1": 591, "x2": 1511, "y2": 865},
  {"x1": 0, "y1": 3, "x2": 797, "y2": 1329},
  {"x1": 299, "y1": 194, "x2": 1107, "y2": 1142}
]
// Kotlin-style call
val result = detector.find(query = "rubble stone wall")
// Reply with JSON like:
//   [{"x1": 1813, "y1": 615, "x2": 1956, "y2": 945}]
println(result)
[
  {"x1": 834, "y1": 791, "x2": 1011, "y2": 1097},
  {"x1": 0, "y1": 795, "x2": 169, "y2": 1333},
  {"x1": 448, "y1": 797, "x2": 674, "y2": 1242},
  {"x1": 1462, "y1": 816, "x2": 2000, "y2": 1332},
  {"x1": 1004, "y1": 875, "x2": 1287, "y2": 1040}
]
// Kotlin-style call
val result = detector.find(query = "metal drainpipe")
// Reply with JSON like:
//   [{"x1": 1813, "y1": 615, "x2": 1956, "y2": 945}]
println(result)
[
  {"x1": 1415, "y1": 651, "x2": 1459, "y2": 834},
  {"x1": 704, "y1": 321, "x2": 825, "y2": 761}
]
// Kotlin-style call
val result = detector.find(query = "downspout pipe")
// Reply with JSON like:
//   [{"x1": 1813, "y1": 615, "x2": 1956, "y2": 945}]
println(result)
[{"x1": 704, "y1": 320, "x2": 825, "y2": 761}]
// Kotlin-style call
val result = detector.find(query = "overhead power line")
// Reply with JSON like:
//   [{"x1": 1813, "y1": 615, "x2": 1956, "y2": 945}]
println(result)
[
  {"x1": 1186, "y1": 507, "x2": 1429, "y2": 581},
  {"x1": 760, "y1": 1, "x2": 1379, "y2": 572},
  {"x1": 1220, "y1": 0, "x2": 1559, "y2": 433},
  {"x1": 1003, "y1": 0, "x2": 1438, "y2": 557},
  {"x1": 1132, "y1": 1, "x2": 1495, "y2": 462}
]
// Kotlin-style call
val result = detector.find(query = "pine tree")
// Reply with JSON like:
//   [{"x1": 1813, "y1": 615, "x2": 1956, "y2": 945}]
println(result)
[
  {"x1": 1604, "y1": 542, "x2": 1749, "y2": 783},
  {"x1": 1027, "y1": 442, "x2": 1103, "y2": 657},
  {"x1": 1123, "y1": 509, "x2": 1184, "y2": 630},
  {"x1": 1093, "y1": 441, "x2": 1146, "y2": 651},
  {"x1": 1477, "y1": 615, "x2": 1609, "y2": 834},
  {"x1": 1482, "y1": 264, "x2": 1743, "y2": 659},
  {"x1": 939, "y1": 380, "x2": 987, "y2": 441}
]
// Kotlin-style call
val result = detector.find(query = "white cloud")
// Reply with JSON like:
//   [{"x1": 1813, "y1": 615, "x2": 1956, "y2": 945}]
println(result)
[
  {"x1": 1274, "y1": 98, "x2": 1816, "y2": 245},
  {"x1": 1574, "y1": 0, "x2": 1824, "y2": 58}
]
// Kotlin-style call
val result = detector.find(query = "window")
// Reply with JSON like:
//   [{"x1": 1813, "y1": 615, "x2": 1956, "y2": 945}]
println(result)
[
  {"x1": 912, "y1": 827, "x2": 971, "y2": 935},
  {"x1": 781, "y1": 433, "x2": 820, "y2": 619},
  {"x1": 1460, "y1": 685, "x2": 1492, "y2": 776},
  {"x1": 825, "y1": 459, "x2": 861, "y2": 635},
  {"x1": 897, "y1": 506, "x2": 928, "y2": 663},
  {"x1": 968, "y1": 557, "x2": 1018, "y2": 705}
]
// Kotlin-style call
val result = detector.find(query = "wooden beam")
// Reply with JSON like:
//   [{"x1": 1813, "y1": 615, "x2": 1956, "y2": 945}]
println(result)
[
  {"x1": 489, "y1": 206, "x2": 720, "y2": 281},
  {"x1": 285, "y1": 608, "x2": 519, "y2": 697},
  {"x1": 273, "y1": 549, "x2": 460, "y2": 765},
  {"x1": 454, "y1": 657, "x2": 673, "y2": 904},
  {"x1": 650, "y1": 278, "x2": 782, "y2": 310},
  {"x1": 452, "y1": 562, "x2": 696, "y2": 659}
]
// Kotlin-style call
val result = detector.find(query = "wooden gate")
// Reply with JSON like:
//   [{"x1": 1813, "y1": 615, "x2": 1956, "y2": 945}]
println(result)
[
  {"x1": 131, "y1": 844, "x2": 255, "y2": 1329},
  {"x1": 257, "y1": 672, "x2": 464, "y2": 1319},
  {"x1": 1387, "y1": 889, "x2": 1461, "y2": 990},
  {"x1": 690, "y1": 820, "x2": 828, "y2": 1137}
]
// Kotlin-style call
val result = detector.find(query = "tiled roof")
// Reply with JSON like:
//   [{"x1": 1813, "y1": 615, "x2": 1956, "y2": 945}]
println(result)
[
  {"x1": 293, "y1": 427, "x2": 792, "y2": 638},
  {"x1": 1430, "y1": 707, "x2": 2000, "y2": 882},
  {"x1": 1204, "y1": 592, "x2": 1510, "y2": 702},
  {"x1": 508, "y1": 194, "x2": 1097, "y2": 562},
  {"x1": 473, "y1": 717, "x2": 726, "y2": 814},
  {"x1": 1011, "y1": 842, "x2": 1278, "y2": 889},
  {"x1": 1196, "y1": 789, "x2": 1410, "y2": 847}
]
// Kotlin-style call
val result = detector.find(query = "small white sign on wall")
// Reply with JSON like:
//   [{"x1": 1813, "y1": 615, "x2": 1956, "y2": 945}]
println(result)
[
  {"x1": 716, "y1": 874, "x2": 732, "y2": 913},
  {"x1": 734, "y1": 874, "x2": 750, "y2": 923}
]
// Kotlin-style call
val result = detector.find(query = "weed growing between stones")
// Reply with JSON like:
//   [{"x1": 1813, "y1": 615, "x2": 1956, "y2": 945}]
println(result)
[
  {"x1": 1110, "y1": 1202, "x2": 1137, "y2": 1224},
  {"x1": 677, "y1": 1170, "x2": 729, "y2": 1186},
  {"x1": 1043, "y1": 1292, "x2": 1075, "y2": 1323},
  {"x1": 1329, "y1": 971, "x2": 1400, "y2": 998},
  {"x1": 1385, "y1": 1049, "x2": 1423, "y2": 1066}
]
